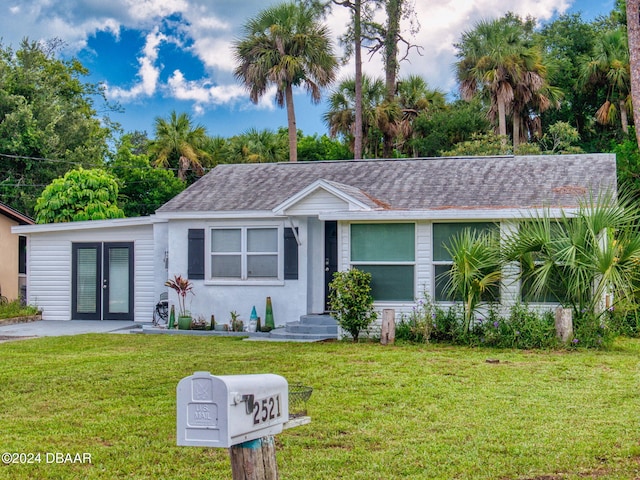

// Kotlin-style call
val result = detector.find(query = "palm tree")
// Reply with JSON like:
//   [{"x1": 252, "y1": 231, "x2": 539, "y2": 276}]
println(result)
[
  {"x1": 149, "y1": 111, "x2": 209, "y2": 181},
  {"x1": 581, "y1": 28, "x2": 631, "y2": 134},
  {"x1": 396, "y1": 75, "x2": 446, "y2": 155},
  {"x1": 503, "y1": 190, "x2": 640, "y2": 319},
  {"x1": 455, "y1": 14, "x2": 555, "y2": 148},
  {"x1": 233, "y1": 2, "x2": 338, "y2": 162},
  {"x1": 324, "y1": 75, "x2": 386, "y2": 157},
  {"x1": 510, "y1": 50, "x2": 562, "y2": 148},
  {"x1": 442, "y1": 228, "x2": 502, "y2": 334}
]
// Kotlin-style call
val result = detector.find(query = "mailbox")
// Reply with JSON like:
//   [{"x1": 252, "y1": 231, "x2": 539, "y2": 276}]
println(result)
[{"x1": 177, "y1": 372, "x2": 289, "y2": 448}]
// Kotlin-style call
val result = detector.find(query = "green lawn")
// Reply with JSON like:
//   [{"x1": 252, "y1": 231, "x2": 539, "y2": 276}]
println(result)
[{"x1": 0, "y1": 334, "x2": 639, "y2": 479}]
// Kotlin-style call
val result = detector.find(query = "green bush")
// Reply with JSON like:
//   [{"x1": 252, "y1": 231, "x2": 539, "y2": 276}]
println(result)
[
  {"x1": 328, "y1": 268, "x2": 377, "y2": 342},
  {"x1": 571, "y1": 311, "x2": 617, "y2": 349},
  {"x1": 470, "y1": 304, "x2": 558, "y2": 349},
  {"x1": 0, "y1": 300, "x2": 39, "y2": 320},
  {"x1": 396, "y1": 297, "x2": 435, "y2": 343}
]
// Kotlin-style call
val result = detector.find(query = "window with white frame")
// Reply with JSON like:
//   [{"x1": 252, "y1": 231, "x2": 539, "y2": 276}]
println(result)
[
  {"x1": 433, "y1": 222, "x2": 500, "y2": 302},
  {"x1": 210, "y1": 227, "x2": 279, "y2": 280},
  {"x1": 350, "y1": 223, "x2": 415, "y2": 301}
]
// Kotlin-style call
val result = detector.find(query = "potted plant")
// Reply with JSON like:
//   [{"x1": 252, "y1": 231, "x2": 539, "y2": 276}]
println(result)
[
  {"x1": 230, "y1": 311, "x2": 244, "y2": 332},
  {"x1": 165, "y1": 275, "x2": 194, "y2": 330},
  {"x1": 191, "y1": 315, "x2": 207, "y2": 330}
]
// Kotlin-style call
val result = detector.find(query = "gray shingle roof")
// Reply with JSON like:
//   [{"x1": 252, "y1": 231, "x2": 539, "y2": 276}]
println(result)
[{"x1": 156, "y1": 154, "x2": 617, "y2": 213}]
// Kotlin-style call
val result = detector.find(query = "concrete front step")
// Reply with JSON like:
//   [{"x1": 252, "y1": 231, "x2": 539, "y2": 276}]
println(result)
[
  {"x1": 267, "y1": 314, "x2": 338, "y2": 341},
  {"x1": 299, "y1": 314, "x2": 338, "y2": 326},
  {"x1": 284, "y1": 321, "x2": 337, "y2": 335}
]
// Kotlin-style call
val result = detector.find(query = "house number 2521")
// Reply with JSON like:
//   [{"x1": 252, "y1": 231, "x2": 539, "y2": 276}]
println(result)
[{"x1": 250, "y1": 395, "x2": 282, "y2": 426}]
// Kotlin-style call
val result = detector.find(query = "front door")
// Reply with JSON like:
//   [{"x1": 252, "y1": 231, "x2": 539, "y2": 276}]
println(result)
[
  {"x1": 72, "y1": 242, "x2": 134, "y2": 320},
  {"x1": 324, "y1": 221, "x2": 338, "y2": 311}
]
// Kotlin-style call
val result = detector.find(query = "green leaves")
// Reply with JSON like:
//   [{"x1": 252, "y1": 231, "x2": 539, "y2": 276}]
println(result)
[
  {"x1": 34, "y1": 168, "x2": 124, "y2": 223},
  {"x1": 328, "y1": 268, "x2": 377, "y2": 342},
  {"x1": 442, "y1": 228, "x2": 502, "y2": 332}
]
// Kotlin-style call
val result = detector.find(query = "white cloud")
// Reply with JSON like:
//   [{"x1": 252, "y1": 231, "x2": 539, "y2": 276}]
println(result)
[
  {"x1": 167, "y1": 69, "x2": 248, "y2": 105},
  {"x1": 0, "y1": 0, "x2": 583, "y2": 126},
  {"x1": 125, "y1": 0, "x2": 188, "y2": 22},
  {"x1": 106, "y1": 28, "x2": 166, "y2": 100}
]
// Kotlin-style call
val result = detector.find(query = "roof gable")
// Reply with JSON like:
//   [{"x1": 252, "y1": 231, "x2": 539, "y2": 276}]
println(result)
[
  {"x1": 272, "y1": 179, "x2": 377, "y2": 215},
  {"x1": 0, "y1": 202, "x2": 33, "y2": 225}
]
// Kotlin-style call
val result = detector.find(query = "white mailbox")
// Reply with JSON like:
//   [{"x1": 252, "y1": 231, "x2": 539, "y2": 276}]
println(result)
[{"x1": 177, "y1": 372, "x2": 289, "y2": 448}]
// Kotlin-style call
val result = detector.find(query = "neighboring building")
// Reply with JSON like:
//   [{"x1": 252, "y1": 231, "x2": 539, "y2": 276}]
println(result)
[
  {"x1": 0, "y1": 202, "x2": 34, "y2": 302},
  {"x1": 13, "y1": 154, "x2": 616, "y2": 323}
]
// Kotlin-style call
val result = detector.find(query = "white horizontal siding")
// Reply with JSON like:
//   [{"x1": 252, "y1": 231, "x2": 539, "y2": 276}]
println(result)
[
  {"x1": 25, "y1": 224, "x2": 155, "y2": 321},
  {"x1": 415, "y1": 221, "x2": 430, "y2": 298},
  {"x1": 28, "y1": 239, "x2": 71, "y2": 320},
  {"x1": 286, "y1": 190, "x2": 348, "y2": 216},
  {"x1": 134, "y1": 238, "x2": 156, "y2": 322}
]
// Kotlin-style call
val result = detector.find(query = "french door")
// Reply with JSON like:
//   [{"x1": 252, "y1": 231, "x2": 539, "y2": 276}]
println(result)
[{"x1": 72, "y1": 242, "x2": 134, "y2": 320}]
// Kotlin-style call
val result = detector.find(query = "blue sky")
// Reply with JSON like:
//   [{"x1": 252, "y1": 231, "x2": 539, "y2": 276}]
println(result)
[{"x1": 0, "y1": 0, "x2": 615, "y2": 140}]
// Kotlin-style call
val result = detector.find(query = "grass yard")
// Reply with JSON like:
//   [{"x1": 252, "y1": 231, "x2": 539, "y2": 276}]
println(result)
[{"x1": 0, "y1": 334, "x2": 639, "y2": 479}]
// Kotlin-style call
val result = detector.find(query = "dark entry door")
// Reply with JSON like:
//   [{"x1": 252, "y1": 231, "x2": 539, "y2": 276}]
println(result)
[
  {"x1": 324, "y1": 221, "x2": 338, "y2": 311},
  {"x1": 72, "y1": 242, "x2": 134, "y2": 320}
]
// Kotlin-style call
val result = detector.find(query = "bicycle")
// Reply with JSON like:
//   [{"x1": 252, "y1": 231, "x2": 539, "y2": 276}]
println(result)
[{"x1": 152, "y1": 292, "x2": 169, "y2": 326}]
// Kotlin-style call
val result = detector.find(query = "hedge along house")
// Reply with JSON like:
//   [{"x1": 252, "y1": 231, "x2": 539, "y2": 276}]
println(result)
[{"x1": 13, "y1": 154, "x2": 616, "y2": 324}]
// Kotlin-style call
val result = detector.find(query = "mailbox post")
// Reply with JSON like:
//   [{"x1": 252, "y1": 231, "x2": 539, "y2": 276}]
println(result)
[{"x1": 177, "y1": 372, "x2": 290, "y2": 479}]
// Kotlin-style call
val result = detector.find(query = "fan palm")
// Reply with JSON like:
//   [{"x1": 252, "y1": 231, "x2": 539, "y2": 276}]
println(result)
[
  {"x1": 503, "y1": 190, "x2": 640, "y2": 318},
  {"x1": 580, "y1": 28, "x2": 631, "y2": 134},
  {"x1": 233, "y1": 2, "x2": 338, "y2": 162},
  {"x1": 324, "y1": 75, "x2": 386, "y2": 157},
  {"x1": 456, "y1": 15, "x2": 556, "y2": 148},
  {"x1": 396, "y1": 75, "x2": 446, "y2": 155},
  {"x1": 442, "y1": 228, "x2": 502, "y2": 334},
  {"x1": 149, "y1": 111, "x2": 209, "y2": 181}
]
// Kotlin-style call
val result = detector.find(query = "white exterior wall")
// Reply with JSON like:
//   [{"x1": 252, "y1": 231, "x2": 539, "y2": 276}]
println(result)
[
  {"x1": 25, "y1": 223, "x2": 155, "y2": 321},
  {"x1": 166, "y1": 217, "x2": 309, "y2": 327},
  {"x1": 335, "y1": 218, "x2": 562, "y2": 331}
]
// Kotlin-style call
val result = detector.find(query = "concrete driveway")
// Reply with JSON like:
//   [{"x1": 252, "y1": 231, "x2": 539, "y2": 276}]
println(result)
[{"x1": 0, "y1": 320, "x2": 140, "y2": 342}]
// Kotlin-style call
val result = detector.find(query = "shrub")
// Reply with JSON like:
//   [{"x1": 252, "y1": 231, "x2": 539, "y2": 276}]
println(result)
[
  {"x1": 470, "y1": 304, "x2": 558, "y2": 349},
  {"x1": 396, "y1": 297, "x2": 436, "y2": 343},
  {"x1": 328, "y1": 268, "x2": 377, "y2": 342},
  {"x1": 0, "y1": 300, "x2": 39, "y2": 320},
  {"x1": 431, "y1": 304, "x2": 466, "y2": 343},
  {"x1": 571, "y1": 311, "x2": 617, "y2": 349}
]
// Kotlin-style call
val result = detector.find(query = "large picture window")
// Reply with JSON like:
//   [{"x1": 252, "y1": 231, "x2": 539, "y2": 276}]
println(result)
[
  {"x1": 350, "y1": 223, "x2": 415, "y2": 301},
  {"x1": 433, "y1": 222, "x2": 499, "y2": 302},
  {"x1": 210, "y1": 227, "x2": 279, "y2": 280}
]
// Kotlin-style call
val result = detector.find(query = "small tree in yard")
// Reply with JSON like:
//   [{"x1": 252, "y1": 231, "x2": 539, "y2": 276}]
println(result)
[
  {"x1": 34, "y1": 168, "x2": 125, "y2": 223},
  {"x1": 328, "y1": 268, "x2": 377, "y2": 342}
]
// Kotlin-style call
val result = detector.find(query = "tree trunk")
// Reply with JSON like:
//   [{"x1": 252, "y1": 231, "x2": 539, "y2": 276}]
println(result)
[
  {"x1": 353, "y1": 0, "x2": 363, "y2": 160},
  {"x1": 627, "y1": 0, "x2": 640, "y2": 147},
  {"x1": 497, "y1": 98, "x2": 507, "y2": 143},
  {"x1": 384, "y1": 0, "x2": 400, "y2": 102},
  {"x1": 512, "y1": 114, "x2": 520, "y2": 150},
  {"x1": 381, "y1": 0, "x2": 401, "y2": 159},
  {"x1": 284, "y1": 84, "x2": 298, "y2": 162},
  {"x1": 620, "y1": 99, "x2": 629, "y2": 135}
]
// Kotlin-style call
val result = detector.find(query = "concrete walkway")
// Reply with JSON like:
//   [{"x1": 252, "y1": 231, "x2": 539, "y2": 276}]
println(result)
[{"x1": 0, "y1": 320, "x2": 140, "y2": 341}]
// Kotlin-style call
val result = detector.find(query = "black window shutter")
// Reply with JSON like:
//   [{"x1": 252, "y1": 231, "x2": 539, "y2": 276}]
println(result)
[
  {"x1": 284, "y1": 228, "x2": 299, "y2": 280},
  {"x1": 188, "y1": 229, "x2": 205, "y2": 280}
]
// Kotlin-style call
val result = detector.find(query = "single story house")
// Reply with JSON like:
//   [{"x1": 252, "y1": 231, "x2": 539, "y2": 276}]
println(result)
[
  {"x1": 13, "y1": 154, "x2": 616, "y2": 325},
  {"x1": 0, "y1": 202, "x2": 33, "y2": 302}
]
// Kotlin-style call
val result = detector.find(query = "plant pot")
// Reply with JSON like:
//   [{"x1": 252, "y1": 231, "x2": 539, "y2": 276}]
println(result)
[
  {"x1": 214, "y1": 324, "x2": 228, "y2": 331},
  {"x1": 177, "y1": 315, "x2": 192, "y2": 330}
]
